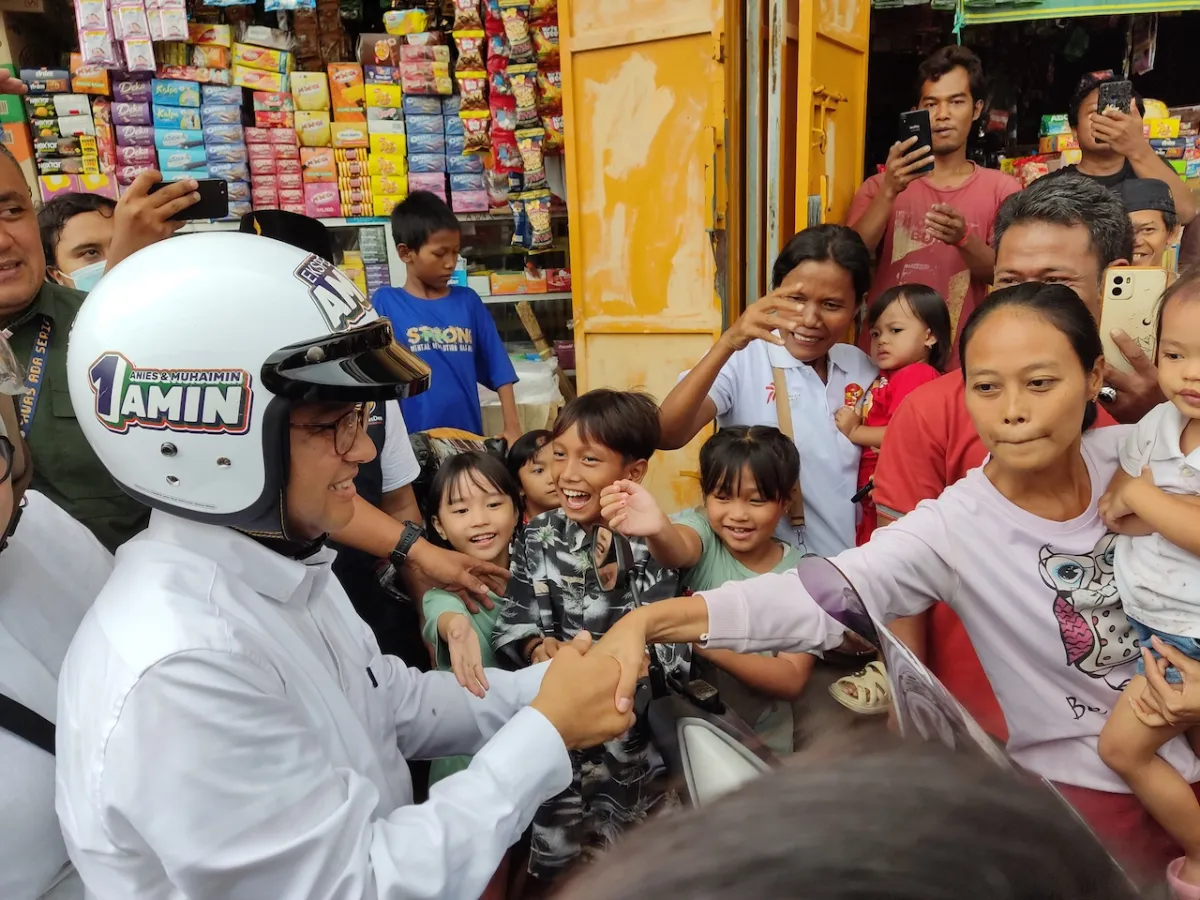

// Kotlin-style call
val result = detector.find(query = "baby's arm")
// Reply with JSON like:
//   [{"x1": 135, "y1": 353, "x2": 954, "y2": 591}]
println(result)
[
  {"x1": 833, "y1": 407, "x2": 884, "y2": 449},
  {"x1": 599, "y1": 480, "x2": 703, "y2": 570},
  {"x1": 695, "y1": 646, "x2": 815, "y2": 701}
]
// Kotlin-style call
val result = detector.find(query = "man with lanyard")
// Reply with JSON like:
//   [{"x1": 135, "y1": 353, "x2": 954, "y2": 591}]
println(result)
[{"x1": 55, "y1": 231, "x2": 632, "y2": 899}]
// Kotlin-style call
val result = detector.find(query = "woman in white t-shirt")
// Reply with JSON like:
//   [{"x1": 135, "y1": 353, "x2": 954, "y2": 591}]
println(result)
[
  {"x1": 0, "y1": 364, "x2": 113, "y2": 900},
  {"x1": 658, "y1": 225, "x2": 877, "y2": 557},
  {"x1": 599, "y1": 282, "x2": 1200, "y2": 883}
]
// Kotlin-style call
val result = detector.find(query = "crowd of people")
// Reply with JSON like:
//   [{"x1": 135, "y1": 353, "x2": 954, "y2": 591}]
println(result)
[{"x1": 2, "y1": 44, "x2": 1200, "y2": 900}]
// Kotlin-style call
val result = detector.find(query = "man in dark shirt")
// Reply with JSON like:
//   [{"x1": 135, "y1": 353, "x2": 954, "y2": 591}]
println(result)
[{"x1": 1047, "y1": 71, "x2": 1196, "y2": 227}]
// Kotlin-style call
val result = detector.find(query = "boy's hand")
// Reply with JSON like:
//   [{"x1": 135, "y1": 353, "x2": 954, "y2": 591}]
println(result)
[
  {"x1": 600, "y1": 480, "x2": 669, "y2": 538},
  {"x1": 440, "y1": 613, "x2": 489, "y2": 698},
  {"x1": 530, "y1": 636, "x2": 562, "y2": 664},
  {"x1": 834, "y1": 406, "x2": 861, "y2": 439},
  {"x1": 532, "y1": 632, "x2": 635, "y2": 750}
]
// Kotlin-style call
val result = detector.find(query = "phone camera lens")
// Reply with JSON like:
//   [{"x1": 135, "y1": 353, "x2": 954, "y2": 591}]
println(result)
[
  {"x1": 1113, "y1": 276, "x2": 1125, "y2": 285},
  {"x1": 1112, "y1": 287, "x2": 1123, "y2": 297}
]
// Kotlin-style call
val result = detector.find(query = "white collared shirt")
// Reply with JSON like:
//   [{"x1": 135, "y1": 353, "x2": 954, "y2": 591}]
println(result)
[
  {"x1": 0, "y1": 491, "x2": 112, "y2": 900},
  {"x1": 55, "y1": 512, "x2": 570, "y2": 900},
  {"x1": 381, "y1": 400, "x2": 420, "y2": 493},
  {"x1": 703, "y1": 339, "x2": 877, "y2": 557},
  {"x1": 1116, "y1": 400, "x2": 1200, "y2": 636}
]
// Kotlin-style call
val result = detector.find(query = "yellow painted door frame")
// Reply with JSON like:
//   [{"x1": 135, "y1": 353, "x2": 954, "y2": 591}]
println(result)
[{"x1": 558, "y1": 0, "x2": 737, "y2": 511}]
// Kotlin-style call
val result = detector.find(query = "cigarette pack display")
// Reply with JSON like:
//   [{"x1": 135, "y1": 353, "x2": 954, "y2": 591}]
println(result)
[
  {"x1": 115, "y1": 125, "x2": 154, "y2": 146},
  {"x1": 200, "y1": 104, "x2": 241, "y2": 126},
  {"x1": 364, "y1": 83, "x2": 403, "y2": 109},
  {"x1": 232, "y1": 43, "x2": 294, "y2": 74},
  {"x1": 290, "y1": 72, "x2": 331, "y2": 111},
  {"x1": 408, "y1": 153, "x2": 445, "y2": 173},
  {"x1": 405, "y1": 114, "x2": 442, "y2": 136},
  {"x1": 295, "y1": 110, "x2": 332, "y2": 147},
  {"x1": 58, "y1": 115, "x2": 96, "y2": 137},
  {"x1": 253, "y1": 91, "x2": 294, "y2": 112},
  {"x1": 367, "y1": 119, "x2": 406, "y2": 136},
  {"x1": 203, "y1": 124, "x2": 245, "y2": 145},
  {"x1": 449, "y1": 172, "x2": 485, "y2": 192},
  {"x1": 226, "y1": 180, "x2": 251, "y2": 203},
  {"x1": 447, "y1": 152, "x2": 483, "y2": 174},
  {"x1": 158, "y1": 148, "x2": 208, "y2": 169},
  {"x1": 408, "y1": 133, "x2": 445, "y2": 154},
  {"x1": 209, "y1": 161, "x2": 250, "y2": 182},
  {"x1": 232, "y1": 67, "x2": 288, "y2": 94},
  {"x1": 153, "y1": 105, "x2": 201, "y2": 130},
  {"x1": 151, "y1": 79, "x2": 201, "y2": 107},
  {"x1": 201, "y1": 85, "x2": 242, "y2": 106},
  {"x1": 269, "y1": 127, "x2": 299, "y2": 145},
  {"x1": 254, "y1": 110, "x2": 294, "y2": 129},
  {"x1": 189, "y1": 23, "x2": 233, "y2": 47},
  {"x1": 331, "y1": 122, "x2": 369, "y2": 148},
  {"x1": 207, "y1": 143, "x2": 248, "y2": 164},
  {"x1": 154, "y1": 129, "x2": 205, "y2": 149},
  {"x1": 115, "y1": 144, "x2": 156, "y2": 166},
  {"x1": 364, "y1": 66, "x2": 400, "y2": 84}
]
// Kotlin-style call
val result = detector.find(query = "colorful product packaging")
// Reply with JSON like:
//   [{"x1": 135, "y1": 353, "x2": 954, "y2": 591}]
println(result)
[
  {"x1": 153, "y1": 129, "x2": 204, "y2": 149},
  {"x1": 209, "y1": 161, "x2": 250, "y2": 182},
  {"x1": 331, "y1": 122, "x2": 369, "y2": 148},
  {"x1": 295, "y1": 110, "x2": 333, "y2": 147},
  {"x1": 328, "y1": 63, "x2": 366, "y2": 121},
  {"x1": 254, "y1": 110, "x2": 295, "y2": 129},
  {"x1": 304, "y1": 183, "x2": 340, "y2": 217},
  {"x1": 153, "y1": 105, "x2": 201, "y2": 130},
  {"x1": 21, "y1": 68, "x2": 71, "y2": 93},
  {"x1": 367, "y1": 119, "x2": 406, "y2": 135},
  {"x1": 189, "y1": 23, "x2": 233, "y2": 47},
  {"x1": 201, "y1": 104, "x2": 241, "y2": 126},
  {"x1": 301, "y1": 147, "x2": 337, "y2": 181},
  {"x1": 203, "y1": 124, "x2": 245, "y2": 145},
  {"x1": 369, "y1": 133, "x2": 405, "y2": 156},
  {"x1": 253, "y1": 91, "x2": 295, "y2": 112},
  {"x1": 158, "y1": 148, "x2": 208, "y2": 170},
  {"x1": 233, "y1": 67, "x2": 289, "y2": 93},
  {"x1": 233, "y1": 43, "x2": 294, "y2": 74},
  {"x1": 364, "y1": 83, "x2": 403, "y2": 109},
  {"x1": 151, "y1": 79, "x2": 201, "y2": 107},
  {"x1": 201, "y1": 84, "x2": 242, "y2": 106},
  {"x1": 291, "y1": 72, "x2": 332, "y2": 111}
]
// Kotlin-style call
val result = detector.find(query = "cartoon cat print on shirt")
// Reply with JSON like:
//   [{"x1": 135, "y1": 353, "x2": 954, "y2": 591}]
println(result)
[{"x1": 1040, "y1": 534, "x2": 1138, "y2": 691}]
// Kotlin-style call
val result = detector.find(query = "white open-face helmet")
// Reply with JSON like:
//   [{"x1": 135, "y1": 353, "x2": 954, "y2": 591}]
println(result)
[{"x1": 66, "y1": 232, "x2": 430, "y2": 537}]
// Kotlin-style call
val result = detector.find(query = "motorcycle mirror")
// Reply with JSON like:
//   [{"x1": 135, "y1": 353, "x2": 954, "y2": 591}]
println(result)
[
  {"x1": 589, "y1": 525, "x2": 634, "y2": 596},
  {"x1": 794, "y1": 556, "x2": 880, "y2": 650}
]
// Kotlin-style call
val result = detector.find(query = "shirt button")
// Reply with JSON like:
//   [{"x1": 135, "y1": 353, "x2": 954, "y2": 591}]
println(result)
[{"x1": 1184, "y1": 466, "x2": 1195, "y2": 478}]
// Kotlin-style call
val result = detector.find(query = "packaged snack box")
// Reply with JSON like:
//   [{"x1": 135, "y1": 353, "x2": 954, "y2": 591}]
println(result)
[
  {"x1": 331, "y1": 122, "x2": 369, "y2": 148},
  {"x1": 58, "y1": 115, "x2": 96, "y2": 137},
  {"x1": 370, "y1": 174, "x2": 407, "y2": 196},
  {"x1": 291, "y1": 72, "x2": 331, "y2": 111},
  {"x1": 22, "y1": 69, "x2": 71, "y2": 93},
  {"x1": 254, "y1": 110, "x2": 295, "y2": 129},
  {"x1": 295, "y1": 110, "x2": 333, "y2": 147},
  {"x1": 201, "y1": 104, "x2": 242, "y2": 126},
  {"x1": 369, "y1": 132, "x2": 405, "y2": 156},
  {"x1": 233, "y1": 67, "x2": 288, "y2": 94},
  {"x1": 203, "y1": 124, "x2": 245, "y2": 145},
  {"x1": 367, "y1": 106, "x2": 403, "y2": 122},
  {"x1": 301, "y1": 147, "x2": 336, "y2": 179},
  {"x1": 151, "y1": 80, "x2": 201, "y2": 107},
  {"x1": 328, "y1": 63, "x2": 366, "y2": 121},
  {"x1": 253, "y1": 91, "x2": 295, "y2": 112},
  {"x1": 113, "y1": 81, "x2": 152, "y2": 104},
  {"x1": 154, "y1": 129, "x2": 205, "y2": 150},
  {"x1": 53, "y1": 94, "x2": 90, "y2": 117},
  {"x1": 209, "y1": 161, "x2": 251, "y2": 182},
  {"x1": 158, "y1": 148, "x2": 208, "y2": 170},
  {"x1": 202, "y1": 85, "x2": 242, "y2": 105},
  {"x1": 364, "y1": 83, "x2": 403, "y2": 109},
  {"x1": 269, "y1": 127, "x2": 299, "y2": 145},
  {"x1": 189, "y1": 23, "x2": 233, "y2": 47},
  {"x1": 367, "y1": 119, "x2": 406, "y2": 135},
  {"x1": 233, "y1": 43, "x2": 294, "y2": 75},
  {"x1": 153, "y1": 106, "x2": 202, "y2": 130},
  {"x1": 367, "y1": 153, "x2": 407, "y2": 176},
  {"x1": 272, "y1": 143, "x2": 300, "y2": 161}
]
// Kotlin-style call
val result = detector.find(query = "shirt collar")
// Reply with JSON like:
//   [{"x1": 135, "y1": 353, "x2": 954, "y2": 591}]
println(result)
[
  {"x1": 765, "y1": 337, "x2": 854, "y2": 375},
  {"x1": 1149, "y1": 401, "x2": 1190, "y2": 463},
  {"x1": 3, "y1": 280, "x2": 84, "y2": 332},
  {"x1": 141, "y1": 510, "x2": 337, "y2": 603}
]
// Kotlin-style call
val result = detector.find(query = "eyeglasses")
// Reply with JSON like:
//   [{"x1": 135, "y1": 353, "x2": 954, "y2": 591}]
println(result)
[{"x1": 292, "y1": 402, "x2": 374, "y2": 455}]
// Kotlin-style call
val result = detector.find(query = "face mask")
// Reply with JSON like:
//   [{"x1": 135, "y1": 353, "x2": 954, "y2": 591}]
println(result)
[{"x1": 65, "y1": 259, "x2": 106, "y2": 293}]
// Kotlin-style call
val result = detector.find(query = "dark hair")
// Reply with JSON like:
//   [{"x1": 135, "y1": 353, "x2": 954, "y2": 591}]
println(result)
[
  {"x1": 994, "y1": 175, "x2": 1133, "y2": 274},
  {"x1": 772, "y1": 224, "x2": 871, "y2": 300},
  {"x1": 506, "y1": 429, "x2": 552, "y2": 480},
  {"x1": 700, "y1": 426, "x2": 799, "y2": 505},
  {"x1": 389, "y1": 190, "x2": 461, "y2": 252},
  {"x1": 37, "y1": 192, "x2": 117, "y2": 268},
  {"x1": 427, "y1": 451, "x2": 522, "y2": 542},
  {"x1": 917, "y1": 45, "x2": 986, "y2": 104},
  {"x1": 867, "y1": 284, "x2": 953, "y2": 373},
  {"x1": 1068, "y1": 75, "x2": 1146, "y2": 129},
  {"x1": 558, "y1": 746, "x2": 1136, "y2": 900},
  {"x1": 552, "y1": 389, "x2": 660, "y2": 462},
  {"x1": 1154, "y1": 263, "x2": 1200, "y2": 354},
  {"x1": 959, "y1": 282, "x2": 1104, "y2": 432}
]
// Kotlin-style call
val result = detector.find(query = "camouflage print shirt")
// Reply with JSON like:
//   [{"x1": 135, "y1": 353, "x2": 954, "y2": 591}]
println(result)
[{"x1": 492, "y1": 509, "x2": 690, "y2": 881}]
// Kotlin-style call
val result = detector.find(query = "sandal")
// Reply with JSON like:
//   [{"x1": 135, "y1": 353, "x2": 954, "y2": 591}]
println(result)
[{"x1": 830, "y1": 660, "x2": 891, "y2": 715}]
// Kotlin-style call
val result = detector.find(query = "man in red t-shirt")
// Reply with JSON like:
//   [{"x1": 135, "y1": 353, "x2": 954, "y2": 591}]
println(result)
[
  {"x1": 874, "y1": 173, "x2": 1183, "y2": 878},
  {"x1": 848, "y1": 45, "x2": 1020, "y2": 345}
]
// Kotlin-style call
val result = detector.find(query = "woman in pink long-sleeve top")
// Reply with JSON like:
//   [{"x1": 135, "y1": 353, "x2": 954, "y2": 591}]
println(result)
[{"x1": 594, "y1": 282, "x2": 1200, "y2": 883}]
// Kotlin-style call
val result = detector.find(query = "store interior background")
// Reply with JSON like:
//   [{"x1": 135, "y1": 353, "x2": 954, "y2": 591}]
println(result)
[{"x1": 864, "y1": 9, "x2": 1200, "y2": 177}]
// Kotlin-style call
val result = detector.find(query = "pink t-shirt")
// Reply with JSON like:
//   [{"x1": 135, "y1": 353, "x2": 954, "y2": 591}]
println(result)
[
  {"x1": 699, "y1": 426, "x2": 1200, "y2": 793},
  {"x1": 847, "y1": 164, "x2": 1021, "y2": 342}
]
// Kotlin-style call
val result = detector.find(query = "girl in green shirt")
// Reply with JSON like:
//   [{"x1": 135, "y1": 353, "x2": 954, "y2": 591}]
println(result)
[
  {"x1": 421, "y1": 450, "x2": 522, "y2": 784},
  {"x1": 599, "y1": 425, "x2": 813, "y2": 755}
]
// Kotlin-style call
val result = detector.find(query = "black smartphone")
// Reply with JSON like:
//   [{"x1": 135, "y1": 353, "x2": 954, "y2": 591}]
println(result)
[
  {"x1": 147, "y1": 178, "x2": 229, "y2": 221},
  {"x1": 1096, "y1": 79, "x2": 1133, "y2": 115},
  {"x1": 898, "y1": 109, "x2": 934, "y2": 174}
]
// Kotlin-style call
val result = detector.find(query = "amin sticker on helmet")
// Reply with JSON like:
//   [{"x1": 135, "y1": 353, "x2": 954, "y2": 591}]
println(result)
[
  {"x1": 293, "y1": 254, "x2": 371, "y2": 332},
  {"x1": 88, "y1": 352, "x2": 253, "y2": 435}
]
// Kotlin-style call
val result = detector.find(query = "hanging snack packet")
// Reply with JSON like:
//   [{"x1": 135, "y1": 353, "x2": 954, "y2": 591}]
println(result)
[
  {"x1": 515, "y1": 126, "x2": 546, "y2": 189},
  {"x1": 461, "y1": 110, "x2": 491, "y2": 153},
  {"x1": 509, "y1": 192, "x2": 529, "y2": 249},
  {"x1": 523, "y1": 189, "x2": 553, "y2": 251},
  {"x1": 536, "y1": 66, "x2": 561, "y2": 113},
  {"x1": 498, "y1": 2, "x2": 533, "y2": 63},
  {"x1": 532, "y1": 18, "x2": 558, "y2": 64},
  {"x1": 509, "y1": 64, "x2": 539, "y2": 129},
  {"x1": 458, "y1": 72, "x2": 488, "y2": 112},
  {"x1": 542, "y1": 112, "x2": 563, "y2": 153},
  {"x1": 491, "y1": 126, "x2": 522, "y2": 172},
  {"x1": 454, "y1": 30, "x2": 486, "y2": 73},
  {"x1": 382, "y1": 8, "x2": 428, "y2": 35},
  {"x1": 490, "y1": 94, "x2": 517, "y2": 132},
  {"x1": 453, "y1": 0, "x2": 484, "y2": 30},
  {"x1": 530, "y1": 0, "x2": 556, "y2": 21}
]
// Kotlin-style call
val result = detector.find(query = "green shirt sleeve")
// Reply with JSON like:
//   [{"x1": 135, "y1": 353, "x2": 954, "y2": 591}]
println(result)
[{"x1": 670, "y1": 507, "x2": 714, "y2": 555}]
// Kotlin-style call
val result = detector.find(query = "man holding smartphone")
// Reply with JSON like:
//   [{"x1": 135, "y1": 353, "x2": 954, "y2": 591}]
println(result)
[
  {"x1": 1046, "y1": 71, "x2": 1196, "y2": 228},
  {"x1": 848, "y1": 45, "x2": 1020, "y2": 354}
]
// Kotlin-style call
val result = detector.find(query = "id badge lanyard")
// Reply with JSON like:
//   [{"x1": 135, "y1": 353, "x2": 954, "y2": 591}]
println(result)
[{"x1": 14, "y1": 315, "x2": 52, "y2": 441}]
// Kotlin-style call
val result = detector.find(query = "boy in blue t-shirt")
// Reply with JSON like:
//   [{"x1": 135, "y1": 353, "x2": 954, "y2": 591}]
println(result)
[{"x1": 372, "y1": 191, "x2": 521, "y2": 443}]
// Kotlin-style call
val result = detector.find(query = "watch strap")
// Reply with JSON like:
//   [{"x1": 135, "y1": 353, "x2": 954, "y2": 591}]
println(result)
[{"x1": 390, "y1": 521, "x2": 423, "y2": 566}]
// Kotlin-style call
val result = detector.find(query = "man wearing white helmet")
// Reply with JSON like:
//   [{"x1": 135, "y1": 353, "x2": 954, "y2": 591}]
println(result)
[{"x1": 54, "y1": 232, "x2": 635, "y2": 900}]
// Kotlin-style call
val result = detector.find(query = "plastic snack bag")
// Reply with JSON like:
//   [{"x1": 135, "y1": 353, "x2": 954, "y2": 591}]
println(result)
[
  {"x1": 509, "y1": 192, "x2": 529, "y2": 248},
  {"x1": 454, "y1": 30, "x2": 486, "y2": 73},
  {"x1": 491, "y1": 126, "x2": 522, "y2": 172},
  {"x1": 537, "y1": 66, "x2": 561, "y2": 113},
  {"x1": 461, "y1": 110, "x2": 491, "y2": 153},
  {"x1": 498, "y1": 1, "x2": 533, "y2": 63},
  {"x1": 453, "y1": 0, "x2": 484, "y2": 30},
  {"x1": 530, "y1": 0, "x2": 555, "y2": 20},
  {"x1": 515, "y1": 126, "x2": 546, "y2": 188},
  {"x1": 509, "y1": 63, "x2": 539, "y2": 129},
  {"x1": 523, "y1": 189, "x2": 553, "y2": 250},
  {"x1": 490, "y1": 94, "x2": 517, "y2": 132},
  {"x1": 532, "y1": 18, "x2": 558, "y2": 64},
  {"x1": 542, "y1": 112, "x2": 563, "y2": 153},
  {"x1": 458, "y1": 72, "x2": 488, "y2": 112}
]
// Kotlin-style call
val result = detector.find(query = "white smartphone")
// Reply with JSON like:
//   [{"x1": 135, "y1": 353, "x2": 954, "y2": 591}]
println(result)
[{"x1": 1100, "y1": 267, "x2": 1168, "y2": 374}]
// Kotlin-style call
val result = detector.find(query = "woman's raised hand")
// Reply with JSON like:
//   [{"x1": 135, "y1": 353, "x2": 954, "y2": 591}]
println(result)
[{"x1": 722, "y1": 287, "x2": 806, "y2": 352}]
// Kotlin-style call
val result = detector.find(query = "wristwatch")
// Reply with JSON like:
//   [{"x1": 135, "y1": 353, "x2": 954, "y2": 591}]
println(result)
[{"x1": 389, "y1": 521, "x2": 424, "y2": 567}]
